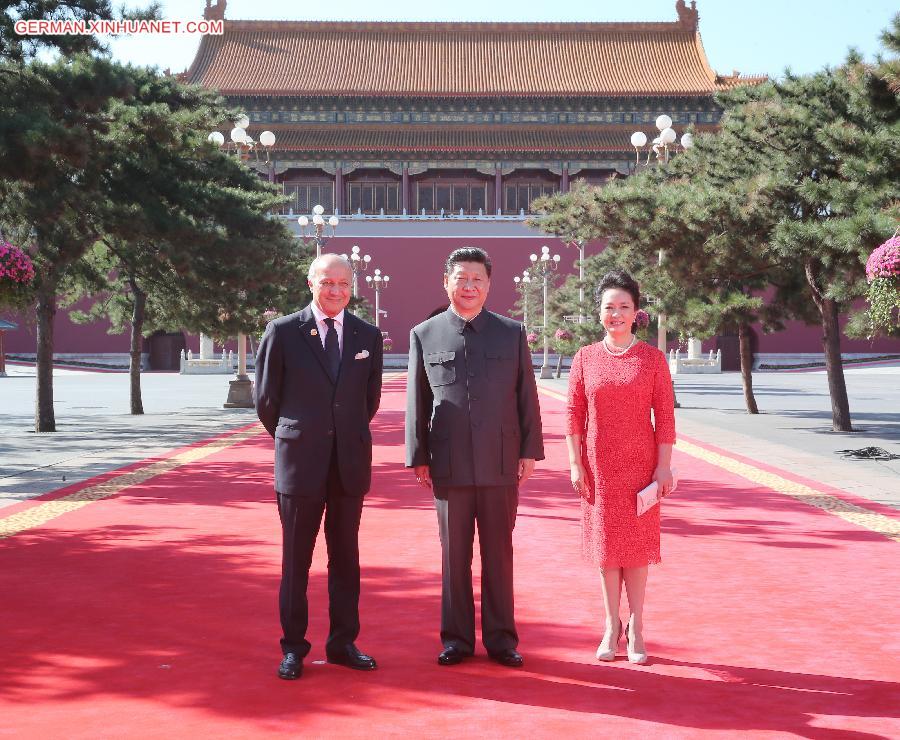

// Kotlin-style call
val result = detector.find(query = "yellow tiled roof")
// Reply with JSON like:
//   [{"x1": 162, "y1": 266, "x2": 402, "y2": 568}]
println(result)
[{"x1": 185, "y1": 19, "x2": 763, "y2": 98}]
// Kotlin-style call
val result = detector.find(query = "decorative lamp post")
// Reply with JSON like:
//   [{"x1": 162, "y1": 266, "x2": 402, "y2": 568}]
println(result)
[
  {"x1": 209, "y1": 116, "x2": 277, "y2": 408},
  {"x1": 530, "y1": 245, "x2": 560, "y2": 379},
  {"x1": 340, "y1": 245, "x2": 371, "y2": 297},
  {"x1": 365, "y1": 268, "x2": 390, "y2": 328},
  {"x1": 298, "y1": 204, "x2": 339, "y2": 258},
  {"x1": 567, "y1": 239, "x2": 586, "y2": 322},
  {"x1": 630, "y1": 114, "x2": 694, "y2": 352},
  {"x1": 208, "y1": 114, "x2": 276, "y2": 166},
  {"x1": 513, "y1": 269, "x2": 532, "y2": 329},
  {"x1": 629, "y1": 114, "x2": 692, "y2": 167}
]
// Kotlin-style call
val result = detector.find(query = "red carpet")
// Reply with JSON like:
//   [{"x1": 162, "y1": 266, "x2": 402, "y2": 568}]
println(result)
[{"x1": 1, "y1": 376, "x2": 898, "y2": 738}]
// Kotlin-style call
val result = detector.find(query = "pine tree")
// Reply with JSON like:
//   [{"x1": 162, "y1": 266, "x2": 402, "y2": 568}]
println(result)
[
  {"x1": 0, "y1": 56, "x2": 304, "y2": 429},
  {"x1": 724, "y1": 64, "x2": 898, "y2": 430}
]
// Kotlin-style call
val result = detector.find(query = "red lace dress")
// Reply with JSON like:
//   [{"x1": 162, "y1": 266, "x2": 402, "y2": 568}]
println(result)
[{"x1": 566, "y1": 341, "x2": 676, "y2": 568}]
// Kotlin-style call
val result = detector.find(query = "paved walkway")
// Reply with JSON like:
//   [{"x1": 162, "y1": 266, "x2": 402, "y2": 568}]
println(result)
[{"x1": 540, "y1": 362, "x2": 900, "y2": 511}]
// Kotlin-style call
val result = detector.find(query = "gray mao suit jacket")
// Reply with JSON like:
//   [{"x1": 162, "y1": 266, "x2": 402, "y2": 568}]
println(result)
[
  {"x1": 405, "y1": 309, "x2": 544, "y2": 487},
  {"x1": 255, "y1": 306, "x2": 383, "y2": 497}
]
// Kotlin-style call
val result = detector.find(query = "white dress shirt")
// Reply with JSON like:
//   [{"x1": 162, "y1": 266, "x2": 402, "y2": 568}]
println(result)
[{"x1": 310, "y1": 303, "x2": 344, "y2": 355}]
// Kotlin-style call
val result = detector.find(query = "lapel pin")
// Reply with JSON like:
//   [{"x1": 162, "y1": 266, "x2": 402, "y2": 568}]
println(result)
[{"x1": 310, "y1": 328, "x2": 318, "y2": 336}]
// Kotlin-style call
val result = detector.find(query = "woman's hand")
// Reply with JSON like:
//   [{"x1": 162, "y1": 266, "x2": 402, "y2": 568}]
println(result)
[
  {"x1": 571, "y1": 462, "x2": 587, "y2": 497},
  {"x1": 654, "y1": 466, "x2": 675, "y2": 497}
]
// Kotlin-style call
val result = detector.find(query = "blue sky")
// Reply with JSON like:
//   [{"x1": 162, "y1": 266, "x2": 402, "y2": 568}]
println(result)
[{"x1": 106, "y1": 0, "x2": 897, "y2": 78}]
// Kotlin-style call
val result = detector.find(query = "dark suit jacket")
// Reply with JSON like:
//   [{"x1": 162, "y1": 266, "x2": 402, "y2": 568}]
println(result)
[
  {"x1": 405, "y1": 309, "x2": 544, "y2": 487},
  {"x1": 255, "y1": 306, "x2": 383, "y2": 497}
]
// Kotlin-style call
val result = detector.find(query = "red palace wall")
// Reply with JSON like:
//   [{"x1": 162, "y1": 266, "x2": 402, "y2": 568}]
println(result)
[
  {"x1": 327, "y1": 235, "x2": 582, "y2": 353},
  {"x1": 3, "y1": 236, "x2": 899, "y2": 358},
  {"x1": 0, "y1": 299, "x2": 216, "y2": 356}
]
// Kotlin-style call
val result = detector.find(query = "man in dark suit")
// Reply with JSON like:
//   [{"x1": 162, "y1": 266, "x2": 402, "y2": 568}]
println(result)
[
  {"x1": 406, "y1": 247, "x2": 544, "y2": 668},
  {"x1": 255, "y1": 253, "x2": 383, "y2": 680}
]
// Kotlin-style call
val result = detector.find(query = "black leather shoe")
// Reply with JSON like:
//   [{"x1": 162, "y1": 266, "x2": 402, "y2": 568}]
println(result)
[
  {"x1": 437, "y1": 645, "x2": 469, "y2": 666},
  {"x1": 326, "y1": 643, "x2": 377, "y2": 671},
  {"x1": 278, "y1": 652, "x2": 303, "y2": 680},
  {"x1": 489, "y1": 649, "x2": 524, "y2": 668}
]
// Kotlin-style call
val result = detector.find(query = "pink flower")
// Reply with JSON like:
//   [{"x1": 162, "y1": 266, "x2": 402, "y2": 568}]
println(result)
[
  {"x1": 526, "y1": 332, "x2": 539, "y2": 345},
  {"x1": 866, "y1": 237, "x2": 900, "y2": 281},
  {"x1": 554, "y1": 328, "x2": 574, "y2": 341},
  {"x1": 634, "y1": 309, "x2": 651, "y2": 329},
  {"x1": 0, "y1": 241, "x2": 35, "y2": 286}
]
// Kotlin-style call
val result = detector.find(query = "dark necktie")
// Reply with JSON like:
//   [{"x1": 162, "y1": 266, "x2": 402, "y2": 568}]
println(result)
[{"x1": 323, "y1": 317, "x2": 340, "y2": 379}]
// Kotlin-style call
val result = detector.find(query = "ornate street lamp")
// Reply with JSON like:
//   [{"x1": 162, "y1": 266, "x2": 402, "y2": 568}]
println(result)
[
  {"x1": 208, "y1": 114, "x2": 277, "y2": 166},
  {"x1": 209, "y1": 115, "x2": 276, "y2": 409},
  {"x1": 365, "y1": 268, "x2": 390, "y2": 328},
  {"x1": 298, "y1": 205, "x2": 339, "y2": 258},
  {"x1": 566, "y1": 239, "x2": 586, "y2": 323},
  {"x1": 513, "y1": 269, "x2": 533, "y2": 329},
  {"x1": 629, "y1": 114, "x2": 693, "y2": 167},
  {"x1": 630, "y1": 114, "x2": 694, "y2": 352},
  {"x1": 340, "y1": 245, "x2": 371, "y2": 297},
  {"x1": 530, "y1": 245, "x2": 560, "y2": 379}
]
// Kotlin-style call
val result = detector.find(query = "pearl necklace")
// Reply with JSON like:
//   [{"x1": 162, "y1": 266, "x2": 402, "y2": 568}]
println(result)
[{"x1": 603, "y1": 335, "x2": 636, "y2": 356}]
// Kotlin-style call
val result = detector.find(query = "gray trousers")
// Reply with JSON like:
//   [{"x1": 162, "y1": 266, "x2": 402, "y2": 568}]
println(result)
[{"x1": 433, "y1": 484, "x2": 519, "y2": 655}]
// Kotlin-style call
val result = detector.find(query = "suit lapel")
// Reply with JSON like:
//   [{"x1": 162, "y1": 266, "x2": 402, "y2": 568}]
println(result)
[
  {"x1": 337, "y1": 313, "x2": 360, "y2": 384},
  {"x1": 298, "y1": 308, "x2": 335, "y2": 384}
]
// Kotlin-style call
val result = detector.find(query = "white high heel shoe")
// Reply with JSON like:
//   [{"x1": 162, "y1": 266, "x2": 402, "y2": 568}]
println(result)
[
  {"x1": 625, "y1": 617, "x2": 648, "y2": 665},
  {"x1": 595, "y1": 620, "x2": 623, "y2": 662}
]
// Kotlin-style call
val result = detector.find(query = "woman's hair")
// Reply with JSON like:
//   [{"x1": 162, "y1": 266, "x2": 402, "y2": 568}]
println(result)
[{"x1": 594, "y1": 269, "x2": 640, "y2": 309}]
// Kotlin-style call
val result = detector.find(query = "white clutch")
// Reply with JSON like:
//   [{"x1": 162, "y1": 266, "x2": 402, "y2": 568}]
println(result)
[{"x1": 636, "y1": 468, "x2": 678, "y2": 516}]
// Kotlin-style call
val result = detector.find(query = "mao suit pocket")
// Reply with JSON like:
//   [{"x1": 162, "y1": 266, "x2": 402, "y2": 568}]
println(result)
[
  {"x1": 425, "y1": 351, "x2": 456, "y2": 386},
  {"x1": 486, "y1": 351, "x2": 514, "y2": 383}
]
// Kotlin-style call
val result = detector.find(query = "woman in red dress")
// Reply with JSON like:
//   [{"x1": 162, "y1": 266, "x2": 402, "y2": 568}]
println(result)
[{"x1": 565, "y1": 270, "x2": 676, "y2": 664}]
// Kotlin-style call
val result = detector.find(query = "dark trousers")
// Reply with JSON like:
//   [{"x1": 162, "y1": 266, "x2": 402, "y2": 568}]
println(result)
[
  {"x1": 433, "y1": 484, "x2": 519, "y2": 655},
  {"x1": 276, "y1": 448, "x2": 364, "y2": 656}
]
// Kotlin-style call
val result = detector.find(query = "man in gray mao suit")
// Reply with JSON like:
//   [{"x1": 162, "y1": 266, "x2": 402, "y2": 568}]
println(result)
[{"x1": 406, "y1": 247, "x2": 544, "y2": 668}]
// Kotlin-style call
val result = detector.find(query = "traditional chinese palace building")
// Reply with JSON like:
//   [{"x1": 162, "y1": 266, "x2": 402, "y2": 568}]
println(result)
[{"x1": 5, "y1": 1, "x2": 896, "y2": 365}]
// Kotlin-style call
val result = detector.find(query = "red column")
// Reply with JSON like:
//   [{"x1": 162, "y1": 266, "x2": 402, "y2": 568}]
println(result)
[
  {"x1": 0, "y1": 331, "x2": 5, "y2": 375},
  {"x1": 335, "y1": 167, "x2": 344, "y2": 214},
  {"x1": 495, "y1": 167, "x2": 502, "y2": 215},
  {"x1": 402, "y1": 166, "x2": 410, "y2": 214}
]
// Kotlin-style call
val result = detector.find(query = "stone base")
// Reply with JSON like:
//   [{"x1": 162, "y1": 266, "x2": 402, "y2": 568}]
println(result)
[
  {"x1": 223, "y1": 377, "x2": 254, "y2": 408},
  {"x1": 182, "y1": 360, "x2": 235, "y2": 375},
  {"x1": 670, "y1": 360, "x2": 722, "y2": 374}
]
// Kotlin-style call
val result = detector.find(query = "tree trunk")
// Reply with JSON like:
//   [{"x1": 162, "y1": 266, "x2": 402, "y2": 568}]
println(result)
[
  {"x1": 820, "y1": 297, "x2": 852, "y2": 432},
  {"x1": 129, "y1": 280, "x2": 146, "y2": 415},
  {"x1": 805, "y1": 260, "x2": 852, "y2": 432},
  {"x1": 555, "y1": 353, "x2": 564, "y2": 378},
  {"x1": 34, "y1": 280, "x2": 57, "y2": 433},
  {"x1": 738, "y1": 322, "x2": 759, "y2": 414}
]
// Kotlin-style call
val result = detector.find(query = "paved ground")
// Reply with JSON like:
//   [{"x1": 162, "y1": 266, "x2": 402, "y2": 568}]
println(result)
[
  {"x1": 541, "y1": 362, "x2": 900, "y2": 511},
  {"x1": 0, "y1": 366, "x2": 258, "y2": 508},
  {"x1": 1, "y1": 362, "x2": 897, "y2": 511}
]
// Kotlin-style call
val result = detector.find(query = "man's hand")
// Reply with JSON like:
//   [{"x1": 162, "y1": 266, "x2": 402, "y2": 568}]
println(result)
[
  {"x1": 413, "y1": 464, "x2": 432, "y2": 490},
  {"x1": 517, "y1": 458, "x2": 536, "y2": 484}
]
